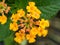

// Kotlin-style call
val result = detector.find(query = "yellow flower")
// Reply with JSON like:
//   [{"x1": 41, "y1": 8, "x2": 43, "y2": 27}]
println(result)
[
  {"x1": 26, "y1": 6, "x2": 37, "y2": 12},
  {"x1": 39, "y1": 19, "x2": 49, "y2": 28},
  {"x1": 26, "y1": 2, "x2": 41, "y2": 19},
  {"x1": 38, "y1": 27, "x2": 48, "y2": 37},
  {"x1": 45, "y1": 20, "x2": 49, "y2": 27},
  {"x1": 0, "y1": 16, "x2": 2, "y2": 22},
  {"x1": 26, "y1": 2, "x2": 36, "y2": 12},
  {"x1": 42, "y1": 29, "x2": 48, "y2": 37},
  {"x1": 26, "y1": 7, "x2": 41, "y2": 19},
  {"x1": 14, "y1": 36, "x2": 22, "y2": 43},
  {"x1": 29, "y1": 2, "x2": 35, "y2": 6},
  {"x1": 35, "y1": 9, "x2": 41, "y2": 15},
  {"x1": 9, "y1": 22, "x2": 18, "y2": 31},
  {"x1": 26, "y1": 34, "x2": 36, "y2": 43},
  {"x1": 15, "y1": 32, "x2": 20, "y2": 36},
  {"x1": 17, "y1": 9, "x2": 25, "y2": 17},
  {"x1": 11, "y1": 14, "x2": 20, "y2": 22},
  {"x1": 31, "y1": 12, "x2": 40, "y2": 19},
  {"x1": 30, "y1": 27, "x2": 38, "y2": 35},
  {"x1": 0, "y1": 15, "x2": 7, "y2": 24},
  {"x1": 14, "y1": 31, "x2": 25, "y2": 43},
  {"x1": 11, "y1": 9, "x2": 25, "y2": 22}
]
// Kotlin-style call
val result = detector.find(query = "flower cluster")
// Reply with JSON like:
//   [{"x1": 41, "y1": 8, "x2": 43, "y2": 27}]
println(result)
[
  {"x1": 26, "y1": 2, "x2": 41, "y2": 19},
  {"x1": 0, "y1": 0, "x2": 10, "y2": 14},
  {"x1": 0, "y1": 0, "x2": 10, "y2": 24},
  {"x1": 9, "y1": 2, "x2": 49, "y2": 43}
]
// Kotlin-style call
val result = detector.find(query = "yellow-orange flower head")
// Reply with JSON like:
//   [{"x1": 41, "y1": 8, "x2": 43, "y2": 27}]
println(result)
[
  {"x1": 0, "y1": 15, "x2": 7, "y2": 24},
  {"x1": 9, "y1": 2, "x2": 49, "y2": 44}
]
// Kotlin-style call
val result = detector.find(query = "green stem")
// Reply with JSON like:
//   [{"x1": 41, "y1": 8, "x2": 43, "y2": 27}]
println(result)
[{"x1": 20, "y1": 40, "x2": 27, "y2": 45}]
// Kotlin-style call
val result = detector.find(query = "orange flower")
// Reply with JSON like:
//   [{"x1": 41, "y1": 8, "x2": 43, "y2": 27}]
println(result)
[
  {"x1": 0, "y1": 15, "x2": 7, "y2": 24},
  {"x1": 9, "y1": 22, "x2": 18, "y2": 31},
  {"x1": 26, "y1": 34, "x2": 36, "y2": 43},
  {"x1": 39, "y1": 19, "x2": 49, "y2": 28},
  {"x1": 26, "y1": 2, "x2": 41, "y2": 19},
  {"x1": 14, "y1": 30, "x2": 25, "y2": 43},
  {"x1": 11, "y1": 14, "x2": 20, "y2": 22},
  {"x1": 17, "y1": 9, "x2": 25, "y2": 17},
  {"x1": 29, "y1": 2, "x2": 35, "y2": 6},
  {"x1": 30, "y1": 27, "x2": 38, "y2": 35},
  {"x1": 38, "y1": 27, "x2": 48, "y2": 37}
]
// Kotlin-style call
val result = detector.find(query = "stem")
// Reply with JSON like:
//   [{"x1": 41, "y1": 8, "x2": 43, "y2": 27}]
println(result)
[
  {"x1": 20, "y1": 40, "x2": 27, "y2": 45},
  {"x1": 2, "y1": 12, "x2": 4, "y2": 15},
  {"x1": 2, "y1": 0, "x2": 5, "y2": 3}
]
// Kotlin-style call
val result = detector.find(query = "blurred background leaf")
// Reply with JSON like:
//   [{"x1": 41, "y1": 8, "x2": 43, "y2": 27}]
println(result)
[
  {"x1": 4, "y1": 32, "x2": 18, "y2": 45},
  {"x1": 0, "y1": 17, "x2": 12, "y2": 41},
  {"x1": 48, "y1": 24, "x2": 60, "y2": 44}
]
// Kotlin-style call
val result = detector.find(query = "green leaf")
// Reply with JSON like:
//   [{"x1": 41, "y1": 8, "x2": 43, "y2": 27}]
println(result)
[
  {"x1": 10, "y1": 0, "x2": 28, "y2": 13},
  {"x1": 4, "y1": 32, "x2": 18, "y2": 45},
  {"x1": 37, "y1": 0, "x2": 60, "y2": 19},
  {"x1": 0, "y1": 18, "x2": 11, "y2": 41},
  {"x1": 38, "y1": 4, "x2": 60, "y2": 19}
]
